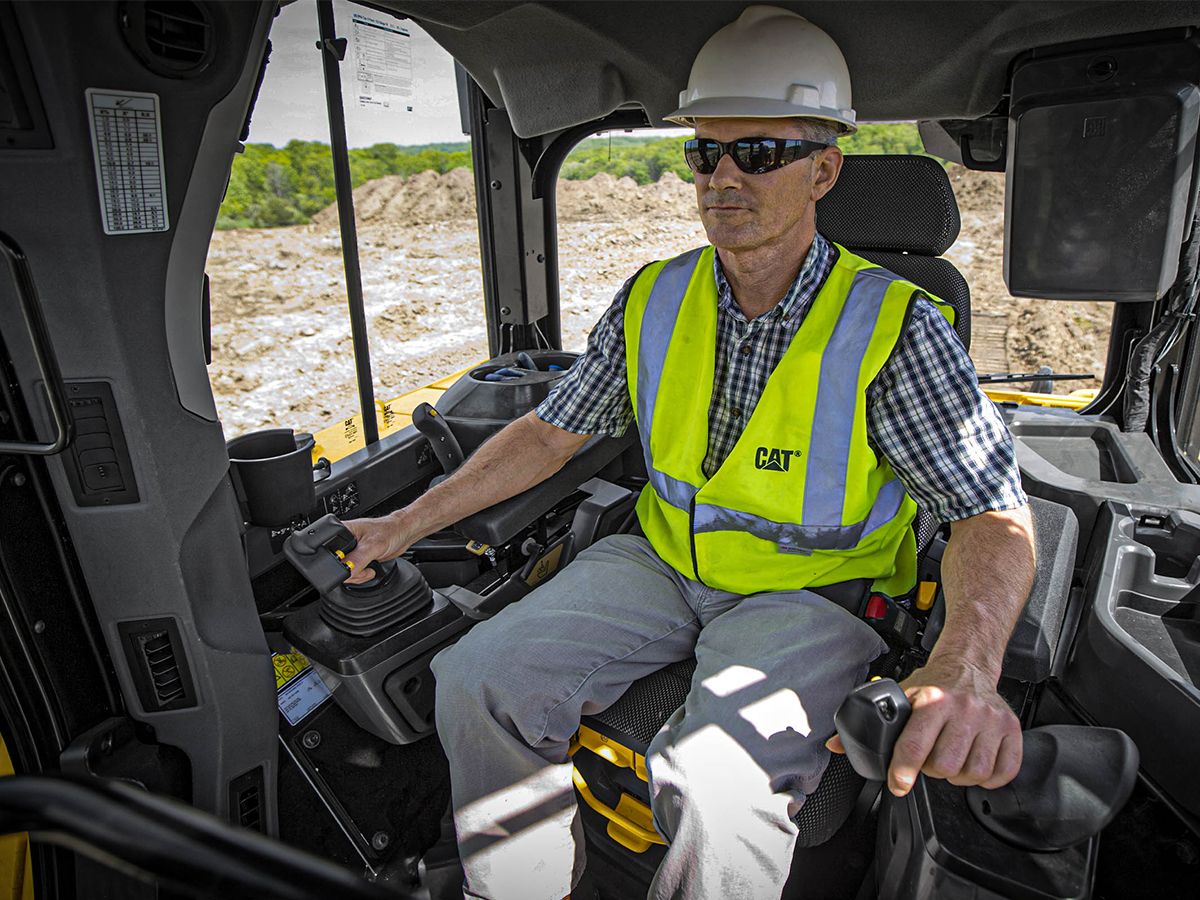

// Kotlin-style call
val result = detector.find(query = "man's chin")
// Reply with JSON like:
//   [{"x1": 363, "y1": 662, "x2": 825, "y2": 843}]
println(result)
[{"x1": 703, "y1": 226, "x2": 761, "y2": 253}]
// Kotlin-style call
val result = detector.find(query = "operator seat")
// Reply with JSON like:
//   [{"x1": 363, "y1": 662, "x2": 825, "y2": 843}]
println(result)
[{"x1": 571, "y1": 155, "x2": 973, "y2": 882}]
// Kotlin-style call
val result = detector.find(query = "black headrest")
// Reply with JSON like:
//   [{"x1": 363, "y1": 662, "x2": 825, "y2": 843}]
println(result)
[{"x1": 816, "y1": 155, "x2": 961, "y2": 256}]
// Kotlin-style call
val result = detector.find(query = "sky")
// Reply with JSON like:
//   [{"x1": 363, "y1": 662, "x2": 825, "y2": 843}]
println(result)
[{"x1": 248, "y1": 0, "x2": 685, "y2": 149}]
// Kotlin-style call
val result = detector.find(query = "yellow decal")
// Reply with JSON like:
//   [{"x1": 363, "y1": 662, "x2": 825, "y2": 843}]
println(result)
[
  {"x1": 525, "y1": 543, "x2": 565, "y2": 587},
  {"x1": 273, "y1": 650, "x2": 311, "y2": 691},
  {"x1": 310, "y1": 366, "x2": 479, "y2": 465}
]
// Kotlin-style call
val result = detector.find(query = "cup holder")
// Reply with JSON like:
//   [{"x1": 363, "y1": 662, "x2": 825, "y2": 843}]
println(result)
[
  {"x1": 469, "y1": 351, "x2": 577, "y2": 383},
  {"x1": 439, "y1": 350, "x2": 579, "y2": 421}
]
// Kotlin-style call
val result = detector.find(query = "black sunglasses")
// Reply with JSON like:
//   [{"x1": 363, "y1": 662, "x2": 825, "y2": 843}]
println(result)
[{"x1": 683, "y1": 137, "x2": 830, "y2": 175}]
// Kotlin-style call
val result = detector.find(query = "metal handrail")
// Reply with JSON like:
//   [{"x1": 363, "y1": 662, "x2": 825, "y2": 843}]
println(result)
[
  {"x1": 0, "y1": 234, "x2": 73, "y2": 455},
  {"x1": 0, "y1": 775, "x2": 411, "y2": 899}
]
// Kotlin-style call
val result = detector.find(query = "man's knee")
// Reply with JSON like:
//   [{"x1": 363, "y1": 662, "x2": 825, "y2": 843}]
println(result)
[{"x1": 431, "y1": 621, "x2": 556, "y2": 744}]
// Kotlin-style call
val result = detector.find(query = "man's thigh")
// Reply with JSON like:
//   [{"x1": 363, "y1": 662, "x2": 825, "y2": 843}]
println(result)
[
  {"x1": 433, "y1": 533, "x2": 702, "y2": 747},
  {"x1": 648, "y1": 590, "x2": 888, "y2": 805}
]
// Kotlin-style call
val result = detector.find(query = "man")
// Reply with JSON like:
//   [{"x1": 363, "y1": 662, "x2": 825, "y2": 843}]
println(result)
[{"x1": 345, "y1": 8, "x2": 1034, "y2": 899}]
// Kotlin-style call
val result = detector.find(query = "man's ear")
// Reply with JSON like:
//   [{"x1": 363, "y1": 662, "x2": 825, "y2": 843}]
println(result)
[{"x1": 811, "y1": 147, "x2": 844, "y2": 203}]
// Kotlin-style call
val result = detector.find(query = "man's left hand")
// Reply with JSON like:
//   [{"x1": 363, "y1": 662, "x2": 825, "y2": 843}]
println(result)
[{"x1": 826, "y1": 659, "x2": 1022, "y2": 797}]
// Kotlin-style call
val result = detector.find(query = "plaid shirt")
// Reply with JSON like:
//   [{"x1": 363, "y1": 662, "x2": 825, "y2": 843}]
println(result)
[{"x1": 536, "y1": 234, "x2": 1026, "y2": 523}]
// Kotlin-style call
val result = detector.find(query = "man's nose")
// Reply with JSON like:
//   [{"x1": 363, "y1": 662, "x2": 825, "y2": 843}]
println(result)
[{"x1": 708, "y1": 151, "x2": 745, "y2": 190}]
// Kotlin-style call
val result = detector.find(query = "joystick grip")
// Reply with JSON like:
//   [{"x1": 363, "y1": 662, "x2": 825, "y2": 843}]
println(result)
[
  {"x1": 412, "y1": 403, "x2": 464, "y2": 476},
  {"x1": 833, "y1": 678, "x2": 912, "y2": 782},
  {"x1": 283, "y1": 513, "x2": 358, "y2": 595}
]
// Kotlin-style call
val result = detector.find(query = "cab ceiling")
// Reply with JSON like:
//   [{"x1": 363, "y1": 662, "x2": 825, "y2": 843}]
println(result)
[{"x1": 382, "y1": 1, "x2": 1200, "y2": 137}]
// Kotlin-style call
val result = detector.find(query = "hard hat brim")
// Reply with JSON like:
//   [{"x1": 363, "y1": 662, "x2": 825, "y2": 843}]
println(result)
[{"x1": 664, "y1": 96, "x2": 858, "y2": 134}]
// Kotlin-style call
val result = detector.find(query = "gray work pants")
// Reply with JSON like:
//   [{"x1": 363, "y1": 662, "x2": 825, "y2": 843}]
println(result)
[{"x1": 430, "y1": 534, "x2": 887, "y2": 900}]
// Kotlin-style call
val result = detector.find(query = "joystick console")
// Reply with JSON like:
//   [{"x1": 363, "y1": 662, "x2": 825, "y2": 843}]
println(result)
[{"x1": 284, "y1": 514, "x2": 433, "y2": 638}]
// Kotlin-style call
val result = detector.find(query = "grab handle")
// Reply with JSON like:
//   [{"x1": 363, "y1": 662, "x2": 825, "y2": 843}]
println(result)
[{"x1": 0, "y1": 233, "x2": 73, "y2": 455}]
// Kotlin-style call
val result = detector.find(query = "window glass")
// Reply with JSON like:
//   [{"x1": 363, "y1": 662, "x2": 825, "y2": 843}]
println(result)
[
  {"x1": 556, "y1": 124, "x2": 1113, "y2": 397},
  {"x1": 206, "y1": 0, "x2": 485, "y2": 448},
  {"x1": 556, "y1": 128, "x2": 702, "y2": 349}
]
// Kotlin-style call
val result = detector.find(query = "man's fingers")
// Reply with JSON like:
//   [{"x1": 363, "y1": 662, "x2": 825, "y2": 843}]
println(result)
[
  {"x1": 947, "y1": 730, "x2": 1001, "y2": 786},
  {"x1": 344, "y1": 562, "x2": 375, "y2": 584},
  {"x1": 826, "y1": 734, "x2": 845, "y2": 754},
  {"x1": 921, "y1": 721, "x2": 975, "y2": 782},
  {"x1": 888, "y1": 690, "x2": 949, "y2": 796},
  {"x1": 980, "y1": 732, "x2": 1023, "y2": 790}
]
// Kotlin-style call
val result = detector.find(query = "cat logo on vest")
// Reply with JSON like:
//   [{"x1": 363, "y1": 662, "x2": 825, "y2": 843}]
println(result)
[{"x1": 754, "y1": 447, "x2": 802, "y2": 472}]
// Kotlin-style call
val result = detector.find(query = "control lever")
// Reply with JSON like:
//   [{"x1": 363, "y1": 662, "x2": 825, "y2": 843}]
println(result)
[
  {"x1": 833, "y1": 678, "x2": 911, "y2": 782},
  {"x1": 284, "y1": 514, "x2": 432, "y2": 637},
  {"x1": 412, "y1": 402, "x2": 464, "y2": 476},
  {"x1": 834, "y1": 678, "x2": 1140, "y2": 851}
]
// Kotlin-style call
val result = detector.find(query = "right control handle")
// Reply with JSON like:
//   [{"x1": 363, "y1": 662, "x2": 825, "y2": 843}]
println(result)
[{"x1": 834, "y1": 678, "x2": 1140, "y2": 851}]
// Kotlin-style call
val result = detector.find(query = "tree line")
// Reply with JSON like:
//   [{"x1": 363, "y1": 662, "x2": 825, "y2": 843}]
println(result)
[{"x1": 217, "y1": 124, "x2": 926, "y2": 230}]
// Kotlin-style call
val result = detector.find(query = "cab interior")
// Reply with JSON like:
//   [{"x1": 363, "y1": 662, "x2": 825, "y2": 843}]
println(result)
[{"x1": 3, "y1": 2, "x2": 1200, "y2": 899}]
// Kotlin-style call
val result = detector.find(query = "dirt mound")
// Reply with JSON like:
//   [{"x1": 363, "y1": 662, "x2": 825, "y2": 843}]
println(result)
[
  {"x1": 312, "y1": 167, "x2": 478, "y2": 228},
  {"x1": 949, "y1": 165, "x2": 1006, "y2": 217},
  {"x1": 312, "y1": 169, "x2": 698, "y2": 229},
  {"x1": 558, "y1": 171, "x2": 696, "y2": 220}
]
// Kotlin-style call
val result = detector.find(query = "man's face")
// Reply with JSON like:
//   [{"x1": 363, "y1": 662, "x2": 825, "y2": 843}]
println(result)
[{"x1": 693, "y1": 117, "x2": 841, "y2": 253}]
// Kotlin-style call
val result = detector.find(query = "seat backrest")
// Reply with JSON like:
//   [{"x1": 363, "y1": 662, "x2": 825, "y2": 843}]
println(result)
[{"x1": 816, "y1": 155, "x2": 971, "y2": 351}]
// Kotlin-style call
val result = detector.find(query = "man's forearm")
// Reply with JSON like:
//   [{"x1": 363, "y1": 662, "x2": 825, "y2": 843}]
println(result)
[
  {"x1": 932, "y1": 506, "x2": 1036, "y2": 681},
  {"x1": 388, "y1": 412, "x2": 587, "y2": 545}
]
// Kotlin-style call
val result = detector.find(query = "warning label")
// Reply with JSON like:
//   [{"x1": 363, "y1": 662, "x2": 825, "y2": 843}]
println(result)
[
  {"x1": 273, "y1": 650, "x2": 331, "y2": 726},
  {"x1": 350, "y1": 12, "x2": 413, "y2": 111},
  {"x1": 273, "y1": 650, "x2": 311, "y2": 690},
  {"x1": 85, "y1": 89, "x2": 169, "y2": 235}
]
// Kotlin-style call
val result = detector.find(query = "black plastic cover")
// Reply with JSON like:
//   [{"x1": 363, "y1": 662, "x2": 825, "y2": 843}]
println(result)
[
  {"x1": 1005, "y1": 36, "x2": 1200, "y2": 301},
  {"x1": 966, "y1": 725, "x2": 1138, "y2": 852},
  {"x1": 1003, "y1": 496, "x2": 1078, "y2": 683}
]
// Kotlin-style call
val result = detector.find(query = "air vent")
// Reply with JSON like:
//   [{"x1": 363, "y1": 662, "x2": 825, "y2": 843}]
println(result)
[
  {"x1": 229, "y1": 767, "x2": 266, "y2": 832},
  {"x1": 118, "y1": 618, "x2": 197, "y2": 712},
  {"x1": 145, "y1": 2, "x2": 211, "y2": 64},
  {"x1": 137, "y1": 630, "x2": 185, "y2": 705},
  {"x1": 119, "y1": 1, "x2": 215, "y2": 77}
]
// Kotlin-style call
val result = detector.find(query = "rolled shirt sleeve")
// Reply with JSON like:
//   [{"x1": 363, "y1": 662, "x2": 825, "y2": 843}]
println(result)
[
  {"x1": 534, "y1": 276, "x2": 636, "y2": 437},
  {"x1": 867, "y1": 298, "x2": 1027, "y2": 523}
]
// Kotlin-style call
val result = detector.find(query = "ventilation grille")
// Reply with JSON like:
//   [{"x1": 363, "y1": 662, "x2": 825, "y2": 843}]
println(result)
[
  {"x1": 118, "y1": 618, "x2": 196, "y2": 712},
  {"x1": 144, "y1": 1, "x2": 211, "y2": 65},
  {"x1": 136, "y1": 630, "x2": 185, "y2": 705},
  {"x1": 230, "y1": 767, "x2": 266, "y2": 832},
  {"x1": 119, "y1": 1, "x2": 215, "y2": 77}
]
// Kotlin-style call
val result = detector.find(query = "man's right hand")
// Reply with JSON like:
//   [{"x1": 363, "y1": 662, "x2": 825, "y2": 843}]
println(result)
[{"x1": 342, "y1": 512, "x2": 415, "y2": 583}]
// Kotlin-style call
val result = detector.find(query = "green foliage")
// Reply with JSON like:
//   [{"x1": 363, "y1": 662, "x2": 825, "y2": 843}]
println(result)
[
  {"x1": 216, "y1": 125, "x2": 929, "y2": 229},
  {"x1": 838, "y1": 122, "x2": 926, "y2": 156},
  {"x1": 559, "y1": 122, "x2": 929, "y2": 185},
  {"x1": 560, "y1": 137, "x2": 694, "y2": 185},
  {"x1": 216, "y1": 140, "x2": 473, "y2": 229}
]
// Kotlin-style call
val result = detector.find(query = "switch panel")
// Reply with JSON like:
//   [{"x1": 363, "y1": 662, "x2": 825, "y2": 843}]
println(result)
[{"x1": 63, "y1": 381, "x2": 139, "y2": 507}]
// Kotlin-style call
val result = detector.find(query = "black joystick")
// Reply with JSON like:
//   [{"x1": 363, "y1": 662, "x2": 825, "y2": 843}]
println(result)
[
  {"x1": 834, "y1": 678, "x2": 911, "y2": 782},
  {"x1": 412, "y1": 402, "x2": 464, "y2": 478},
  {"x1": 284, "y1": 514, "x2": 432, "y2": 638},
  {"x1": 834, "y1": 678, "x2": 1140, "y2": 852}
]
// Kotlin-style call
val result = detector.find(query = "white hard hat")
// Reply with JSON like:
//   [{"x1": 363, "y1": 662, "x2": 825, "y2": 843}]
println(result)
[{"x1": 666, "y1": 6, "x2": 857, "y2": 134}]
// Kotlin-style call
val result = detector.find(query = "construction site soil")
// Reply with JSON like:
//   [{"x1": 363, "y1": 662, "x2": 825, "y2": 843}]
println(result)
[{"x1": 206, "y1": 166, "x2": 1112, "y2": 438}]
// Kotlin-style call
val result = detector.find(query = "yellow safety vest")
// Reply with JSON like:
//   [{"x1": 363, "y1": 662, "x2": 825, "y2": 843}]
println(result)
[{"x1": 624, "y1": 243, "x2": 954, "y2": 596}]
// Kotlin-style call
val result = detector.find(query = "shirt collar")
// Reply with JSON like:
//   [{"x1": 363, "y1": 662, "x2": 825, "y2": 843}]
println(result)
[{"x1": 713, "y1": 232, "x2": 833, "y2": 322}]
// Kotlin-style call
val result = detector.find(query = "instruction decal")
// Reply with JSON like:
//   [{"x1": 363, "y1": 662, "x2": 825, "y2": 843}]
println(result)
[
  {"x1": 273, "y1": 650, "x2": 331, "y2": 726},
  {"x1": 350, "y1": 12, "x2": 414, "y2": 111},
  {"x1": 85, "y1": 89, "x2": 169, "y2": 235}
]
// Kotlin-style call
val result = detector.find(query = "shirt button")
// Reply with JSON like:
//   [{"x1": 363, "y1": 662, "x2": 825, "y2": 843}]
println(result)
[
  {"x1": 731, "y1": 407, "x2": 743, "y2": 418},
  {"x1": 740, "y1": 344, "x2": 751, "y2": 355}
]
